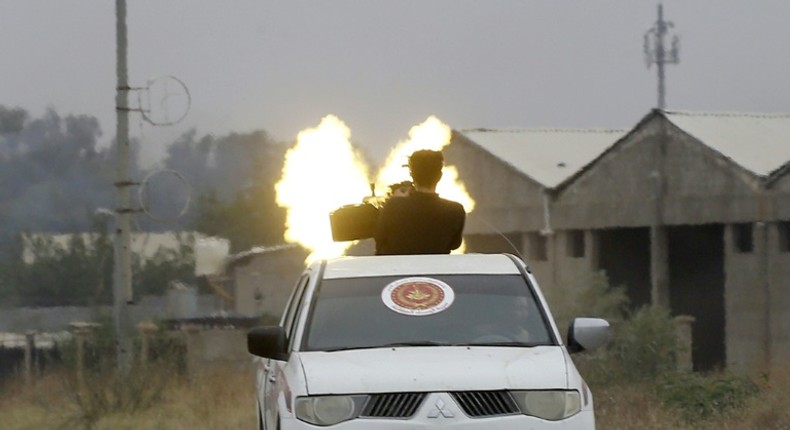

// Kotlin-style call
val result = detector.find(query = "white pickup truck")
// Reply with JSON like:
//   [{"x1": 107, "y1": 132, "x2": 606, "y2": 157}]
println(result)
[{"x1": 248, "y1": 253, "x2": 609, "y2": 429}]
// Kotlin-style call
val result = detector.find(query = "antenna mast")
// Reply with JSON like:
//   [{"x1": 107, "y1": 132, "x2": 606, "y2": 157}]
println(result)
[{"x1": 644, "y1": 3, "x2": 680, "y2": 110}]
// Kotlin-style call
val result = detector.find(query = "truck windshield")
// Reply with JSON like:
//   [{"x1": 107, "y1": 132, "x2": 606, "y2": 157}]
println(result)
[{"x1": 301, "y1": 274, "x2": 555, "y2": 351}]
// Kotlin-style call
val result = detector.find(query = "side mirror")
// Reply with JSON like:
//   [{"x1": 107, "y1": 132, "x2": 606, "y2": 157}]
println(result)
[
  {"x1": 247, "y1": 326, "x2": 289, "y2": 361},
  {"x1": 567, "y1": 318, "x2": 610, "y2": 354}
]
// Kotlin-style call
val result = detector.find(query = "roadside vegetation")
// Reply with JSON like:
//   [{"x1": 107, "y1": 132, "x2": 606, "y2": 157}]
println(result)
[
  {"x1": 0, "y1": 324, "x2": 256, "y2": 430},
  {"x1": 0, "y1": 366, "x2": 256, "y2": 430},
  {"x1": 549, "y1": 271, "x2": 785, "y2": 429}
]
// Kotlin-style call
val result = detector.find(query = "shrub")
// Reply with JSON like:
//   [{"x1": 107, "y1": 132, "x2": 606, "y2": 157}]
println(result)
[
  {"x1": 549, "y1": 270, "x2": 629, "y2": 337},
  {"x1": 63, "y1": 362, "x2": 177, "y2": 428},
  {"x1": 607, "y1": 305, "x2": 679, "y2": 382},
  {"x1": 545, "y1": 270, "x2": 633, "y2": 384},
  {"x1": 655, "y1": 371, "x2": 759, "y2": 423},
  {"x1": 571, "y1": 304, "x2": 681, "y2": 386},
  {"x1": 59, "y1": 322, "x2": 184, "y2": 429}
]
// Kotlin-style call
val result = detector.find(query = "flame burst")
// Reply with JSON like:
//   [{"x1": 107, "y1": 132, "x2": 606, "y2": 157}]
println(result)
[
  {"x1": 276, "y1": 115, "x2": 475, "y2": 261},
  {"x1": 275, "y1": 115, "x2": 370, "y2": 262}
]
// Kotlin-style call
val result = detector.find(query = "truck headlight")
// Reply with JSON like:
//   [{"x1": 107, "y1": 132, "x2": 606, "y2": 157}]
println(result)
[
  {"x1": 511, "y1": 390, "x2": 581, "y2": 421},
  {"x1": 295, "y1": 395, "x2": 366, "y2": 426}
]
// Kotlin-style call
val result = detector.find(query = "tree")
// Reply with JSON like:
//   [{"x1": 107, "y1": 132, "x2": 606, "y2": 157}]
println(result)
[
  {"x1": 0, "y1": 220, "x2": 113, "y2": 307},
  {"x1": 191, "y1": 184, "x2": 285, "y2": 253},
  {"x1": 0, "y1": 106, "x2": 125, "y2": 249},
  {"x1": 0, "y1": 217, "x2": 197, "y2": 307},
  {"x1": 162, "y1": 129, "x2": 288, "y2": 252}
]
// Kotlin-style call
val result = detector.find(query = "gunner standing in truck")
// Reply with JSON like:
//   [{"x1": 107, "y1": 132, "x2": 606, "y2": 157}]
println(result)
[{"x1": 374, "y1": 149, "x2": 466, "y2": 255}]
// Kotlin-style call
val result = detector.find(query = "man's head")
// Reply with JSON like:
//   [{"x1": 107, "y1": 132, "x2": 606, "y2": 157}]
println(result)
[{"x1": 408, "y1": 149, "x2": 444, "y2": 189}]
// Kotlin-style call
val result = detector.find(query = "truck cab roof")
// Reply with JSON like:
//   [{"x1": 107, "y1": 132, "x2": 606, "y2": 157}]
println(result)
[{"x1": 318, "y1": 253, "x2": 526, "y2": 279}]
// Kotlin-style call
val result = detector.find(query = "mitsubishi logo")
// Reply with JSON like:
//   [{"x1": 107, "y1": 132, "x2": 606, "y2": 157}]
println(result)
[{"x1": 427, "y1": 398, "x2": 455, "y2": 419}]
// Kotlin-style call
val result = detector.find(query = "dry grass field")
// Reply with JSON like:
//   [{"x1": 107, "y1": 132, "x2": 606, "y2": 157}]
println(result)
[
  {"x1": 0, "y1": 366, "x2": 257, "y2": 430},
  {"x1": 2, "y1": 361, "x2": 789, "y2": 429}
]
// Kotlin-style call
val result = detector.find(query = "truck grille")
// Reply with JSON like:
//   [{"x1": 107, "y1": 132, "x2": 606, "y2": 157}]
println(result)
[
  {"x1": 361, "y1": 393, "x2": 426, "y2": 418},
  {"x1": 450, "y1": 390, "x2": 519, "y2": 417}
]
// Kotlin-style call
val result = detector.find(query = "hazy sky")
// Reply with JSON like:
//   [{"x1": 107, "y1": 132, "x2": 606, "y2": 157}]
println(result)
[{"x1": 2, "y1": 1, "x2": 789, "y2": 165}]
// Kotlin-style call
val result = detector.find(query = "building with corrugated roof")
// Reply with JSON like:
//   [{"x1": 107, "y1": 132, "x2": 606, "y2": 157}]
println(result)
[
  {"x1": 446, "y1": 109, "x2": 790, "y2": 372},
  {"x1": 447, "y1": 127, "x2": 626, "y2": 247}
]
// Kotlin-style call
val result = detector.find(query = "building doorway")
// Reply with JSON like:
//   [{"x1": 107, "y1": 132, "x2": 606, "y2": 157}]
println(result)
[
  {"x1": 597, "y1": 227, "x2": 651, "y2": 310},
  {"x1": 668, "y1": 224, "x2": 726, "y2": 371}
]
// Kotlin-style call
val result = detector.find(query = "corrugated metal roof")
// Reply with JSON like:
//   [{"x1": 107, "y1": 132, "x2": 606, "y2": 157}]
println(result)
[
  {"x1": 664, "y1": 111, "x2": 790, "y2": 177},
  {"x1": 457, "y1": 128, "x2": 626, "y2": 188}
]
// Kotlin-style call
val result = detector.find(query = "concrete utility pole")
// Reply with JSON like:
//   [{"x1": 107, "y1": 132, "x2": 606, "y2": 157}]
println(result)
[
  {"x1": 650, "y1": 121, "x2": 670, "y2": 309},
  {"x1": 114, "y1": 0, "x2": 134, "y2": 375},
  {"x1": 644, "y1": 4, "x2": 678, "y2": 308},
  {"x1": 644, "y1": 3, "x2": 680, "y2": 110}
]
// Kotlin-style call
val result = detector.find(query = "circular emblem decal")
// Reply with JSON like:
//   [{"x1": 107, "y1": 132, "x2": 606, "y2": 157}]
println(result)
[{"x1": 382, "y1": 277, "x2": 455, "y2": 316}]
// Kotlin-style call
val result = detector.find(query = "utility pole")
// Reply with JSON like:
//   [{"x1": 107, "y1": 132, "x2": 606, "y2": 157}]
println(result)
[
  {"x1": 644, "y1": 3, "x2": 680, "y2": 109},
  {"x1": 114, "y1": 0, "x2": 134, "y2": 375},
  {"x1": 643, "y1": 3, "x2": 679, "y2": 309}
]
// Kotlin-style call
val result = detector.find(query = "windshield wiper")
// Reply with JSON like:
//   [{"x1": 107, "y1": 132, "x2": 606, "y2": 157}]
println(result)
[
  {"x1": 468, "y1": 341, "x2": 541, "y2": 347},
  {"x1": 319, "y1": 341, "x2": 545, "y2": 352},
  {"x1": 320, "y1": 341, "x2": 461, "y2": 352},
  {"x1": 380, "y1": 341, "x2": 460, "y2": 348}
]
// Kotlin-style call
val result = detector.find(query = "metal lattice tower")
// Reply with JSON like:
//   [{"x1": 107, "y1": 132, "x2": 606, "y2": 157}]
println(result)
[{"x1": 644, "y1": 3, "x2": 680, "y2": 110}]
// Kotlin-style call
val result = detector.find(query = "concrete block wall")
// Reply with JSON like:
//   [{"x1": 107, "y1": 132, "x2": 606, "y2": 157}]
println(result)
[
  {"x1": 768, "y1": 222, "x2": 790, "y2": 363},
  {"x1": 520, "y1": 229, "x2": 600, "y2": 309},
  {"x1": 523, "y1": 232, "x2": 556, "y2": 292},
  {"x1": 724, "y1": 224, "x2": 769, "y2": 371}
]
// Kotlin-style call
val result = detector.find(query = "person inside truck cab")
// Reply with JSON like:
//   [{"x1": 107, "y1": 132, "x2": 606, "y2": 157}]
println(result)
[
  {"x1": 374, "y1": 149, "x2": 466, "y2": 255},
  {"x1": 471, "y1": 295, "x2": 532, "y2": 343}
]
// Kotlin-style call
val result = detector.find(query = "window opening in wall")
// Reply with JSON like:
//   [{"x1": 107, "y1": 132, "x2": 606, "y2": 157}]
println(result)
[
  {"x1": 527, "y1": 232, "x2": 548, "y2": 262},
  {"x1": 732, "y1": 223, "x2": 754, "y2": 254},
  {"x1": 778, "y1": 221, "x2": 790, "y2": 253},
  {"x1": 566, "y1": 230, "x2": 585, "y2": 258}
]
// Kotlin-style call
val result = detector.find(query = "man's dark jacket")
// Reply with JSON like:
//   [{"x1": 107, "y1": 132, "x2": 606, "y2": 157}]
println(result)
[{"x1": 374, "y1": 191, "x2": 466, "y2": 255}]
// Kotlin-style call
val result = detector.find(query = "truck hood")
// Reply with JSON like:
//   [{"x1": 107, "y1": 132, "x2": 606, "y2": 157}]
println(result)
[{"x1": 298, "y1": 346, "x2": 569, "y2": 395}]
